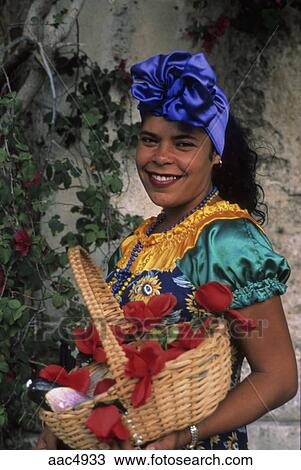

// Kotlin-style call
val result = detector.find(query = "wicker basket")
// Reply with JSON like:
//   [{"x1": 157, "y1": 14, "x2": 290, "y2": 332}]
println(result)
[{"x1": 40, "y1": 245, "x2": 232, "y2": 449}]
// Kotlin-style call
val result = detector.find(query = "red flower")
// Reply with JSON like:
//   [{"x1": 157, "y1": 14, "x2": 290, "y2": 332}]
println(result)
[
  {"x1": 93, "y1": 378, "x2": 116, "y2": 396},
  {"x1": 215, "y1": 14, "x2": 231, "y2": 36},
  {"x1": 202, "y1": 14, "x2": 230, "y2": 52},
  {"x1": 168, "y1": 318, "x2": 212, "y2": 352},
  {"x1": 39, "y1": 365, "x2": 90, "y2": 393},
  {"x1": 195, "y1": 282, "x2": 257, "y2": 331},
  {"x1": 73, "y1": 322, "x2": 106, "y2": 363},
  {"x1": 117, "y1": 59, "x2": 127, "y2": 72},
  {"x1": 86, "y1": 405, "x2": 130, "y2": 443},
  {"x1": 23, "y1": 169, "x2": 42, "y2": 188},
  {"x1": 14, "y1": 228, "x2": 32, "y2": 257},
  {"x1": 195, "y1": 282, "x2": 233, "y2": 313},
  {"x1": 124, "y1": 341, "x2": 166, "y2": 407},
  {"x1": 0, "y1": 267, "x2": 5, "y2": 295},
  {"x1": 123, "y1": 294, "x2": 177, "y2": 332}
]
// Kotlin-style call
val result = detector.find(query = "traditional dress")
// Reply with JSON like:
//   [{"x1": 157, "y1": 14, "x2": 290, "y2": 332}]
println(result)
[{"x1": 106, "y1": 199, "x2": 290, "y2": 450}]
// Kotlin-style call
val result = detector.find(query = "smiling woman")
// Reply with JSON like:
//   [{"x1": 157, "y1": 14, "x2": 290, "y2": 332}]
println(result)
[{"x1": 36, "y1": 51, "x2": 298, "y2": 451}]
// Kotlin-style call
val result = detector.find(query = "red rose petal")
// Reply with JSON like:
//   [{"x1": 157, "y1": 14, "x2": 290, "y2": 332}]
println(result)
[
  {"x1": 94, "y1": 378, "x2": 116, "y2": 396},
  {"x1": 195, "y1": 282, "x2": 233, "y2": 313},
  {"x1": 132, "y1": 375, "x2": 152, "y2": 408}
]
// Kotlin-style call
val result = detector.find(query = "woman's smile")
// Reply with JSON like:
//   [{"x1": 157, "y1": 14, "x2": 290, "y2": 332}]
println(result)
[{"x1": 146, "y1": 171, "x2": 183, "y2": 187}]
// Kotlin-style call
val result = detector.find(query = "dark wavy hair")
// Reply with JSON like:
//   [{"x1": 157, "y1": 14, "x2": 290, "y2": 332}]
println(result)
[{"x1": 212, "y1": 113, "x2": 267, "y2": 225}]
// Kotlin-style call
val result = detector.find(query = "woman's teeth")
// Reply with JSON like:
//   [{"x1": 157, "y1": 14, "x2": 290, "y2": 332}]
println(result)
[{"x1": 151, "y1": 174, "x2": 179, "y2": 181}]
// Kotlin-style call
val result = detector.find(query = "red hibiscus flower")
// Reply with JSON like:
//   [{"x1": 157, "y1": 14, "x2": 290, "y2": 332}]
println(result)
[
  {"x1": 73, "y1": 322, "x2": 106, "y2": 363},
  {"x1": 39, "y1": 365, "x2": 90, "y2": 393},
  {"x1": 124, "y1": 341, "x2": 166, "y2": 408},
  {"x1": 123, "y1": 294, "x2": 177, "y2": 332},
  {"x1": 86, "y1": 405, "x2": 130, "y2": 443},
  {"x1": 195, "y1": 282, "x2": 233, "y2": 313},
  {"x1": 14, "y1": 228, "x2": 32, "y2": 257},
  {"x1": 23, "y1": 169, "x2": 42, "y2": 189}
]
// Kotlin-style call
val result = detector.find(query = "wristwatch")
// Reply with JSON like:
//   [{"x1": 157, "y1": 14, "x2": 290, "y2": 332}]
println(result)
[{"x1": 186, "y1": 425, "x2": 199, "y2": 449}]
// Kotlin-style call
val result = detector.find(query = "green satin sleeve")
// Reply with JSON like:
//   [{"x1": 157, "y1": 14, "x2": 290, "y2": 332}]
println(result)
[{"x1": 176, "y1": 218, "x2": 291, "y2": 309}]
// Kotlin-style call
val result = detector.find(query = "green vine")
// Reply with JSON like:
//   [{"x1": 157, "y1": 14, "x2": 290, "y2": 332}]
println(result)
[{"x1": 0, "y1": 49, "x2": 141, "y2": 448}]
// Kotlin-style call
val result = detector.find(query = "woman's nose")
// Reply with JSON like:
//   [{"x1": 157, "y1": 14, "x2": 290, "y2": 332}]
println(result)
[{"x1": 152, "y1": 142, "x2": 174, "y2": 164}]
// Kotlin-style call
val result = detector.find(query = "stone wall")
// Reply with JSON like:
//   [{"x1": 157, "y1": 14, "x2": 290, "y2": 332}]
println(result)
[{"x1": 75, "y1": 0, "x2": 300, "y2": 449}]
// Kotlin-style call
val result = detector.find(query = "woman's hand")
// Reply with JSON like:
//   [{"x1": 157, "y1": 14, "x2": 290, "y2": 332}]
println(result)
[
  {"x1": 110, "y1": 429, "x2": 190, "y2": 450},
  {"x1": 35, "y1": 426, "x2": 57, "y2": 449}
]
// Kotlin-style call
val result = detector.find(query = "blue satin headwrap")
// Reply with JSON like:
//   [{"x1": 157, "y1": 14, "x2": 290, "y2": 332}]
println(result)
[{"x1": 130, "y1": 51, "x2": 229, "y2": 156}]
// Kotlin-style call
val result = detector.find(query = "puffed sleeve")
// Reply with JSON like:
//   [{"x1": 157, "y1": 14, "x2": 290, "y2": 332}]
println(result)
[{"x1": 176, "y1": 218, "x2": 291, "y2": 309}]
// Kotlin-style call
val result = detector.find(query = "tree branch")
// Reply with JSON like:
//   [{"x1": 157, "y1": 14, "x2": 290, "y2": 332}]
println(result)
[
  {"x1": 14, "y1": 0, "x2": 86, "y2": 115},
  {"x1": 0, "y1": 37, "x2": 36, "y2": 91}
]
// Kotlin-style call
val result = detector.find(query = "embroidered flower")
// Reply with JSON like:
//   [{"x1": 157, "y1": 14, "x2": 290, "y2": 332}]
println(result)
[
  {"x1": 129, "y1": 273, "x2": 161, "y2": 302},
  {"x1": 186, "y1": 291, "x2": 210, "y2": 317},
  {"x1": 225, "y1": 432, "x2": 239, "y2": 450}
]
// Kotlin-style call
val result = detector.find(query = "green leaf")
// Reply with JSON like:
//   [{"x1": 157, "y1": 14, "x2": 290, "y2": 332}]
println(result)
[
  {"x1": 83, "y1": 111, "x2": 100, "y2": 127},
  {"x1": 166, "y1": 326, "x2": 179, "y2": 344},
  {"x1": 52, "y1": 293, "x2": 65, "y2": 309},
  {"x1": 84, "y1": 231, "x2": 96, "y2": 245},
  {"x1": 0, "y1": 149, "x2": 7, "y2": 163},
  {"x1": 0, "y1": 361, "x2": 9, "y2": 373},
  {"x1": 60, "y1": 231, "x2": 78, "y2": 248},
  {"x1": 13, "y1": 306, "x2": 26, "y2": 322},
  {"x1": 110, "y1": 176, "x2": 123, "y2": 193},
  {"x1": 0, "y1": 246, "x2": 12, "y2": 264},
  {"x1": 48, "y1": 215, "x2": 65, "y2": 235},
  {"x1": 30, "y1": 16, "x2": 40, "y2": 26},
  {"x1": 21, "y1": 161, "x2": 36, "y2": 181},
  {"x1": 15, "y1": 142, "x2": 29, "y2": 152},
  {"x1": 59, "y1": 253, "x2": 68, "y2": 267},
  {"x1": 8, "y1": 299, "x2": 21, "y2": 310}
]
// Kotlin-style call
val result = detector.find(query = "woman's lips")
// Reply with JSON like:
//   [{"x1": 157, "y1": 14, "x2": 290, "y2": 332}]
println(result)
[{"x1": 147, "y1": 172, "x2": 182, "y2": 187}]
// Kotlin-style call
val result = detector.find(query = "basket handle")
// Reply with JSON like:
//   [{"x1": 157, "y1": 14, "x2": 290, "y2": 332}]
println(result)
[{"x1": 67, "y1": 246, "x2": 130, "y2": 399}]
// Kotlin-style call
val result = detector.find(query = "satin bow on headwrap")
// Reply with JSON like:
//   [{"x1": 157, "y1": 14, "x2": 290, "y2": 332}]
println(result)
[{"x1": 130, "y1": 51, "x2": 229, "y2": 156}]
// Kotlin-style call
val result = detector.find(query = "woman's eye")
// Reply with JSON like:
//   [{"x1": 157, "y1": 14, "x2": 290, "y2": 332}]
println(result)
[
  {"x1": 140, "y1": 137, "x2": 157, "y2": 145},
  {"x1": 176, "y1": 141, "x2": 195, "y2": 148}
]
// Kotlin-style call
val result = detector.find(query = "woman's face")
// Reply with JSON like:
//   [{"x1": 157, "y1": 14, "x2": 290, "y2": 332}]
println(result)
[{"x1": 135, "y1": 115, "x2": 220, "y2": 218}]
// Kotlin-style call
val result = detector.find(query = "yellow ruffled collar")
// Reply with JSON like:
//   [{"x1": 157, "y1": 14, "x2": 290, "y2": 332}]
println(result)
[
  {"x1": 118, "y1": 199, "x2": 262, "y2": 272},
  {"x1": 133, "y1": 200, "x2": 254, "y2": 246}
]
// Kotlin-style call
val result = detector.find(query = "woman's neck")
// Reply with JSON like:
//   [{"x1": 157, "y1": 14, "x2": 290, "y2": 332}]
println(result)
[{"x1": 151, "y1": 193, "x2": 222, "y2": 234}]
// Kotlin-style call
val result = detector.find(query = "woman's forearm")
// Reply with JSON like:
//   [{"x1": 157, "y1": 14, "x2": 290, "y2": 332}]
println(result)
[{"x1": 194, "y1": 371, "x2": 297, "y2": 442}]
